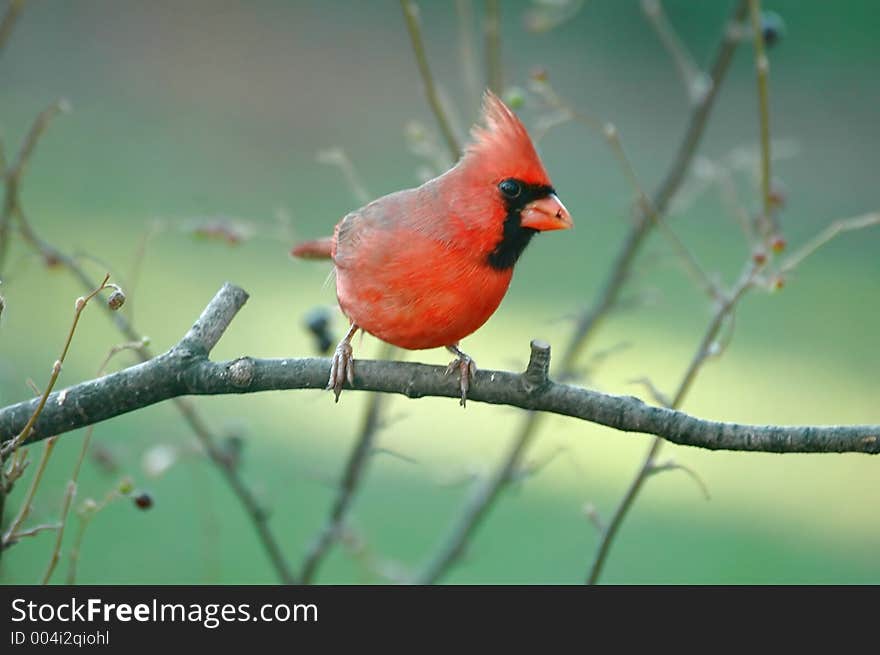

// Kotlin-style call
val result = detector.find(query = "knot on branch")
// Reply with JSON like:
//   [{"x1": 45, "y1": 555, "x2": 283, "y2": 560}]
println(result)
[
  {"x1": 170, "y1": 344, "x2": 207, "y2": 365},
  {"x1": 228, "y1": 357, "x2": 255, "y2": 388},
  {"x1": 522, "y1": 339, "x2": 551, "y2": 393}
]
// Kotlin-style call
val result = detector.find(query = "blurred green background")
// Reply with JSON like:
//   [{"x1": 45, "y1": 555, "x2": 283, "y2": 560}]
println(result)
[{"x1": 1, "y1": 0, "x2": 878, "y2": 584}]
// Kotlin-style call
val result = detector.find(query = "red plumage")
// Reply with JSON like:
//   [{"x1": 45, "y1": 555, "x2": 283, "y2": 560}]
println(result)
[{"x1": 292, "y1": 91, "x2": 572, "y2": 404}]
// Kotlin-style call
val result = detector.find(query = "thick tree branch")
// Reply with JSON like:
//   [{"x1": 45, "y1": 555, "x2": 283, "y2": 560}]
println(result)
[{"x1": 1, "y1": 284, "x2": 876, "y2": 455}]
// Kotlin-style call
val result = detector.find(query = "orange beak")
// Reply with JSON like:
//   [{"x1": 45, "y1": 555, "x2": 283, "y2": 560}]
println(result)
[{"x1": 520, "y1": 193, "x2": 573, "y2": 231}]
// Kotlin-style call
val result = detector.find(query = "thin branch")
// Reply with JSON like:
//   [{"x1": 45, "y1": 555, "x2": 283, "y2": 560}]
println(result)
[
  {"x1": 484, "y1": 0, "x2": 502, "y2": 94},
  {"x1": 123, "y1": 222, "x2": 161, "y2": 325},
  {"x1": 4, "y1": 522, "x2": 59, "y2": 542},
  {"x1": 748, "y1": 0, "x2": 775, "y2": 238},
  {"x1": 400, "y1": 0, "x2": 462, "y2": 161},
  {"x1": 0, "y1": 100, "x2": 68, "y2": 276},
  {"x1": 455, "y1": 0, "x2": 481, "y2": 113},
  {"x1": 1, "y1": 273, "x2": 110, "y2": 458},
  {"x1": 0, "y1": 287, "x2": 876, "y2": 458},
  {"x1": 299, "y1": 344, "x2": 393, "y2": 584},
  {"x1": 779, "y1": 212, "x2": 880, "y2": 274},
  {"x1": 64, "y1": 488, "x2": 118, "y2": 584},
  {"x1": 602, "y1": 123, "x2": 719, "y2": 299},
  {"x1": 0, "y1": 0, "x2": 24, "y2": 57},
  {"x1": 530, "y1": 82, "x2": 718, "y2": 299},
  {"x1": 2, "y1": 438, "x2": 57, "y2": 548},
  {"x1": 415, "y1": 0, "x2": 750, "y2": 584},
  {"x1": 642, "y1": 0, "x2": 706, "y2": 103},
  {"x1": 416, "y1": 409, "x2": 544, "y2": 583},
  {"x1": 586, "y1": 265, "x2": 756, "y2": 584},
  {"x1": 2, "y1": 273, "x2": 108, "y2": 561},
  {"x1": 42, "y1": 339, "x2": 145, "y2": 584},
  {"x1": 316, "y1": 149, "x2": 370, "y2": 206},
  {"x1": 647, "y1": 459, "x2": 711, "y2": 501}
]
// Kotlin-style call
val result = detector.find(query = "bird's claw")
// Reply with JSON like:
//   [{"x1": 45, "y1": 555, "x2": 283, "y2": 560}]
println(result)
[
  {"x1": 327, "y1": 341, "x2": 355, "y2": 402},
  {"x1": 445, "y1": 354, "x2": 478, "y2": 407}
]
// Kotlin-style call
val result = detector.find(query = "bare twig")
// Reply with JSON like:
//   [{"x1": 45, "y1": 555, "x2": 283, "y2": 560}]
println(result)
[
  {"x1": 299, "y1": 344, "x2": 393, "y2": 583},
  {"x1": 316, "y1": 149, "x2": 370, "y2": 206},
  {"x1": 42, "y1": 339, "x2": 146, "y2": 584},
  {"x1": 642, "y1": 0, "x2": 708, "y2": 103},
  {"x1": 416, "y1": 412, "x2": 541, "y2": 583},
  {"x1": 400, "y1": 0, "x2": 462, "y2": 161},
  {"x1": 1, "y1": 273, "x2": 110, "y2": 459},
  {"x1": 602, "y1": 123, "x2": 719, "y2": 299},
  {"x1": 0, "y1": 0, "x2": 24, "y2": 57},
  {"x1": 65, "y1": 489, "x2": 119, "y2": 584},
  {"x1": 1, "y1": 273, "x2": 110, "y2": 563},
  {"x1": 748, "y1": 0, "x2": 775, "y2": 238},
  {"x1": 455, "y1": 0, "x2": 481, "y2": 113},
  {"x1": 123, "y1": 222, "x2": 161, "y2": 325},
  {"x1": 531, "y1": 83, "x2": 718, "y2": 298},
  {"x1": 0, "y1": 100, "x2": 68, "y2": 276},
  {"x1": 2, "y1": 438, "x2": 57, "y2": 548},
  {"x1": 4, "y1": 522, "x2": 59, "y2": 542},
  {"x1": 779, "y1": 212, "x2": 880, "y2": 274},
  {"x1": 586, "y1": 266, "x2": 756, "y2": 584},
  {"x1": 484, "y1": 0, "x2": 502, "y2": 94},
  {"x1": 647, "y1": 459, "x2": 711, "y2": 500}
]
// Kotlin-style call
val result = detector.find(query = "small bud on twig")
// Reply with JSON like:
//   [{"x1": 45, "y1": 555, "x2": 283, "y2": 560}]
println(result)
[
  {"x1": 43, "y1": 252, "x2": 62, "y2": 268},
  {"x1": 117, "y1": 477, "x2": 134, "y2": 495},
  {"x1": 752, "y1": 248, "x2": 768, "y2": 266},
  {"x1": 107, "y1": 288, "x2": 126, "y2": 311},
  {"x1": 603, "y1": 122, "x2": 618, "y2": 141},
  {"x1": 768, "y1": 180, "x2": 787, "y2": 210},
  {"x1": 530, "y1": 67, "x2": 549, "y2": 83},
  {"x1": 504, "y1": 86, "x2": 525, "y2": 110}
]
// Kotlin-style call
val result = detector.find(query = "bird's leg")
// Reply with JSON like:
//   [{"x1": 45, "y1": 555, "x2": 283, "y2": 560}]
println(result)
[
  {"x1": 327, "y1": 323, "x2": 358, "y2": 402},
  {"x1": 445, "y1": 344, "x2": 478, "y2": 407}
]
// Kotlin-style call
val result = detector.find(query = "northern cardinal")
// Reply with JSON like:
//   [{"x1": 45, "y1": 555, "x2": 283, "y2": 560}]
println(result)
[{"x1": 292, "y1": 91, "x2": 572, "y2": 405}]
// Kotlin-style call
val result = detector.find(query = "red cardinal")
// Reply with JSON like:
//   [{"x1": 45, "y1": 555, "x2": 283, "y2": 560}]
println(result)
[{"x1": 292, "y1": 91, "x2": 572, "y2": 405}]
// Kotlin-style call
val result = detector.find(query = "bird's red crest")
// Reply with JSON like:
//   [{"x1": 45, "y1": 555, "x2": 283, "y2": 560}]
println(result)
[{"x1": 461, "y1": 91, "x2": 551, "y2": 186}]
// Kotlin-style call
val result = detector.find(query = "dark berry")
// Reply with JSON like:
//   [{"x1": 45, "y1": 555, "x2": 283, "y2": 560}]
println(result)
[
  {"x1": 761, "y1": 11, "x2": 786, "y2": 48},
  {"x1": 133, "y1": 492, "x2": 154, "y2": 510}
]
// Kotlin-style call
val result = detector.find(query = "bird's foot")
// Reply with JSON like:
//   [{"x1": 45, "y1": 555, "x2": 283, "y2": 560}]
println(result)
[
  {"x1": 445, "y1": 346, "x2": 478, "y2": 407},
  {"x1": 327, "y1": 330, "x2": 357, "y2": 402}
]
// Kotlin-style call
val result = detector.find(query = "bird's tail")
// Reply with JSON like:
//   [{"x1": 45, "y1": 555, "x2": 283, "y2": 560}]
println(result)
[{"x1": 290, "y1": 236, "x2": 333, "y2": 260}]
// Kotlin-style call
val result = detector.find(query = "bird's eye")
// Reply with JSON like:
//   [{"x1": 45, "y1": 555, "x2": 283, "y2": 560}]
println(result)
[{"x1": 499, "y1": 179, "x2": 522, "y2": 198}]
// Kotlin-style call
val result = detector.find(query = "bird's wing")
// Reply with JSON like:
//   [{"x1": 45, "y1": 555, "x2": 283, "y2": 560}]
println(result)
[{"x1": 333, "y1": 188, "x2": 433, "y2": 268}]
